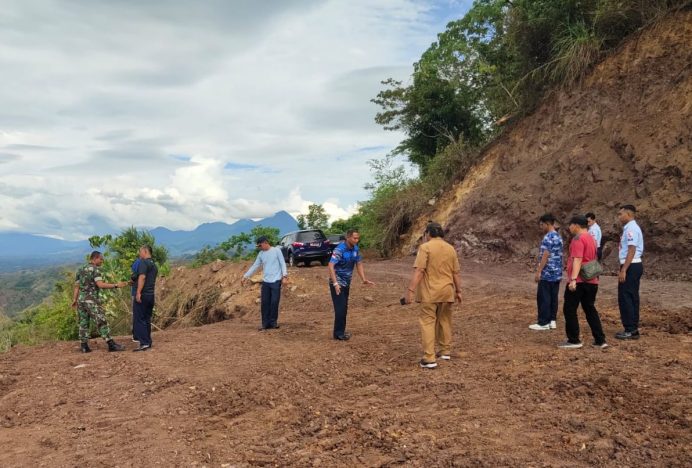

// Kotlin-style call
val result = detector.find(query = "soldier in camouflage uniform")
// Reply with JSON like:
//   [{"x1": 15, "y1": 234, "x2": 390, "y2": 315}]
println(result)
[{"x1": 72, "y1": 251, "x2": 128, "y2": 353}]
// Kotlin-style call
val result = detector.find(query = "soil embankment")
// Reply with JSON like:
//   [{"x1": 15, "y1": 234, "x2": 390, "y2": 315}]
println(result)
[
  {"x1": 1, "y1": 260, "x2": 690, "y2": 466},
  {"x1": 403, "y1": 13, "x2": 692, "y2": 279}
]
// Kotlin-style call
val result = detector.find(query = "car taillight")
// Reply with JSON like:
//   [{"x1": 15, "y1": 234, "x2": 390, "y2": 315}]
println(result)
[{"x1": 292, "y1": 242, "x2": 304, "y2": 248}]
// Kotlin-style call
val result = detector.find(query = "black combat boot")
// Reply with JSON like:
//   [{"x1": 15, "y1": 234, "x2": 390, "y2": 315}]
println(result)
[
  {"x1": 80, "y1": 342, "x2": 91, "y2": 353},
  {"x1": 107, "y1": 339, "x2": 125, "y2": 352}
]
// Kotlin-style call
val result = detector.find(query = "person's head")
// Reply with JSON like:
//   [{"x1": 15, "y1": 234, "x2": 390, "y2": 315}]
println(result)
[
  {"x1": 425, "y1": 222, "x2": 444, "y2": 239},
  {"x1": 345, "y1": 229, "x2": 360, "y2": 247},
  {"x1": 617, "y1": 204, "x2": 636, "y2": 224},
  {"x1": 89, "y1": 250, "x2": 104, "y2": 266},
  {"x1": 585, "y1": 212, "x2": 596, "y2": 227},
  {"x1": 538, "y1": 214, "x2": 556, "y2": 233},
  {"x1": 139, "y1": 244, "x2": 153, "y2": 259},
  {"x1": 255, "y1": 236, "x2": 271, "y2": 251},
  {"x1": 568, "y1": 215, "x2": 588, "y2": 235}
]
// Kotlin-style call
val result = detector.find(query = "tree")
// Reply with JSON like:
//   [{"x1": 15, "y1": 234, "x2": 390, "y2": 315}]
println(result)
[{"x1": 296, "y1": 204, "x2": 329, "y2": 231}]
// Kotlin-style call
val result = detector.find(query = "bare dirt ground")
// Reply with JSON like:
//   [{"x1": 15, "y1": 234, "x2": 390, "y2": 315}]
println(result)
[{"x1": 0, "y1": 258, "x2": 690, "y2": 467}]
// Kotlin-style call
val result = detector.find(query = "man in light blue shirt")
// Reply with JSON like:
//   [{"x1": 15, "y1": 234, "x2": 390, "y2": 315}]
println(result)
[
  {"x1": 586, "y1": 212, "x2": 603, "y2": 260},
  {"x1": 615, "y1": 205, "x2": 644, "y2": 340},
  {"x1": 242, "y1": 236, "x2": 288, "y2": 330}
]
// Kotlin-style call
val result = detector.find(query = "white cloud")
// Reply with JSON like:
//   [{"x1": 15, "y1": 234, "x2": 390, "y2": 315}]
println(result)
[{"x1": 0, "y1": 0, "x2": 471, "y2": 239}]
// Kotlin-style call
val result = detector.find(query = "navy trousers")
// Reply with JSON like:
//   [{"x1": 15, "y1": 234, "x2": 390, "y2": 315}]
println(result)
[
  {"x1": 537, "y1": 280, "x2": 560, "y2": 325},
  {"x1": 618, "y1": 263, "x2": 643, "y2": 332},
  {"x1": 329, "y1": 283, "x2": 350, "y2": 338},
  {"x1": 133, "y1": 294, "x2": 154, "y2": 347},
  {"x1": 260, "y1": 280, "x2": 282, "y2": 328}
]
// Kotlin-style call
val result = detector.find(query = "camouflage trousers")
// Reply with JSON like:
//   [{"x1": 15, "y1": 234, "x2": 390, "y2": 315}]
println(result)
[{"x1": 77, "y1": 301, "x2": 112, "y2": 342}]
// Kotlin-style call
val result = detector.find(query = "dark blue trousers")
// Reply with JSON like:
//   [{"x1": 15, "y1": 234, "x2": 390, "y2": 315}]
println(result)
[
  {"x1": 329, "y1": 283, "x2": 350, "y2": 338},
  {"x1": 537, "y1": 280, "x2": 560, "y2": 325},
  {"x1": 618, "y1": 263, "x2": 643, "y2": 332},
  {"x1": 133, "y1": 294, "x2": 154, "y2": 346},
  {"x1": 260, "y1": 280, "x2": 282, "y2": 328}
]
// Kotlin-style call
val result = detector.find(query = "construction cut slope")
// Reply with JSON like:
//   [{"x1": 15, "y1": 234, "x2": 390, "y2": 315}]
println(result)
[{"x1": 403, "y1": 12, "x2": 692, "y2": 279}]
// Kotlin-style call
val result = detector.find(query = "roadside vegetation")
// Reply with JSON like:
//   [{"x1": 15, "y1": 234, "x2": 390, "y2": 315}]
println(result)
[{"x1": 339, "y1": 0, "x2": 690, "y2": 256}]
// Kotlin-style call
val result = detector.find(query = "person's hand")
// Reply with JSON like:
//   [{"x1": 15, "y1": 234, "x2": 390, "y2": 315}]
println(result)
[
  {"x1": 568, "y1": 280, "x2": 577, "y2": 292},
  {"x1": 363, "y1": 279, "x2": 375, "y2": 286},
  {"x1": 71, "y1": 300, "x2": 77, "y2": 310},
  {"x1": 618, "y1": 269, "x2": 626, "y2": 283},
  {"x1": 241, "y1": 278, "x2": 248, "y2": 287},
  {"x1": 118, "y1": 281, "x2": 128, "y2": 288},
  {"x1": 136, "y1": 293, "x2": 142, "y2": 303},
  {"x1": 128, "y1": 279, "x2": 134, "y2": 286},
  {"x1": 281, "y1": 277, "x2": 288, "y2": 285},
  {"x1": 405, "y1": 289, "x2": 414, "y2": 304},
  {"x1": 455, "y1": 291, "x2": 462, "y2": 303},
  {"x1": 534, "y1": 272, "x2": 540, "y2": 283},
  {"x1": 334, "y1": 283, "x2": 341, "y2": 295}
]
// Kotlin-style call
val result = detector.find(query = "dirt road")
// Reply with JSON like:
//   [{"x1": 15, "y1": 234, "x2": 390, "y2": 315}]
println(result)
[{"x1": 1, "y1": 258, "x2": 690, "y2": 467}]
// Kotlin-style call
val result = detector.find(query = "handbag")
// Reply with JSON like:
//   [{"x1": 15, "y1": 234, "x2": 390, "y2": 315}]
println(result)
[{"x1": 581, "y1": 260, "x2": 603, "y2": 280}]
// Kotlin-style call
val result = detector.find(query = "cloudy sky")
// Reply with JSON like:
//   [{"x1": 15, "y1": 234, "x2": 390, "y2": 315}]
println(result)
[{"x1": 0, "y1": 0, "x2": 471, "y2": 239}]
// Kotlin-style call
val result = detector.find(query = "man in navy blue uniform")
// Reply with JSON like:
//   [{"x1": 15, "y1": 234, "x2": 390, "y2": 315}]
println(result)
[{"x1": 327, "y1": 229, "x2": 374, "y2": 340}]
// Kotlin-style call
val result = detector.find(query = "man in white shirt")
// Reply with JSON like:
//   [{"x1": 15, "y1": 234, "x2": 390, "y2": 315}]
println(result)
[
  {"x1": 586, "y1": 212, "x2": 602, "y2": 260},
  {"x1": 615, "y1": 205, "x2": 644, "y2": 340},
  {"x1": 242, "y1": 236, "x2": 288, "y2": 330}
]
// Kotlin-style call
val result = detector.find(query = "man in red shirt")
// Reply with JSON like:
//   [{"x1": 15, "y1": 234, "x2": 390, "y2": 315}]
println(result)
[{"x1": 558, "y1": 216, "x2": 608, "y2": 349}]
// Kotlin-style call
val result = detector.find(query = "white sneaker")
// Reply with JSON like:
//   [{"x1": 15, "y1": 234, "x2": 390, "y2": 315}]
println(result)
[
  {"x1": 529, "y1": 323, "x2": 550, "y2": 331},
  {"x1": 436, "y1": 353, "x2": 451, "y2": 360},
  {"x1": 557, "y1": 341, "x2": 583, "y2": 349},
  {"x1": 549, "y1": 321, "x2": 557, "y2": 329}
]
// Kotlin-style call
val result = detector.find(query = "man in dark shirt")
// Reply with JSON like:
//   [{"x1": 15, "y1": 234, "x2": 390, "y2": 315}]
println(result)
[{"x1": 133, "y1": 245, "x2": 158, "y2": 352}]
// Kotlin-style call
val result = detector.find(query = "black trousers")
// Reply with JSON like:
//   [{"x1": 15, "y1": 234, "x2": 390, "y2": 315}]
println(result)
[
  {"x1": 329, "y1": 283, "x2": 350, "y2": 338},
  {"x1": 618, "y1": 263, "x2": 643, "y2": 332},
  {"x1": 260, "y1": 280, "x2": 282, "y2": 328},
  {"x1": 563, "y1": 283, "x2": 606, "y2": 345},
  {"x1": 596, "y1": 246, "x2": 603, "y2": 261},
  {"x1": 133, "y1": 294, "x2": 154, "y2": 347},
  {"x1": 537, "y1": 280, "x2": 560, "y2": 325}
]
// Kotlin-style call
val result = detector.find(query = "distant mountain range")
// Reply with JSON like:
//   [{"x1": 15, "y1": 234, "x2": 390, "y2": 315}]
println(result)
[{"x1": 0, "y1": 211, "x2": 298, "y2": 271}]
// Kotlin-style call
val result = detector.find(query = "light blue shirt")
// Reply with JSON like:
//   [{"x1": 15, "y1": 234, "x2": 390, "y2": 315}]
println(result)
[
  {"x1": 588, "y1": 223, "x2": 602, "y2": 247},
  {"x1": 619, "y1": 220, "x2": 644, "y2": 264},
  {"x1": 244, "y1": 247, "x2": 288, "y2": 283}
]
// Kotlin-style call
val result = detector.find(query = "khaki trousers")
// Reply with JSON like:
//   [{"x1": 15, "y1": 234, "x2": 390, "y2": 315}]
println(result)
[{"x1": 419, "y1": 302, "x2": 453, "y2": 363}]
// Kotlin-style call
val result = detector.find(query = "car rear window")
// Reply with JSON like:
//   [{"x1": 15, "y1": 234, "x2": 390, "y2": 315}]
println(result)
[{"x1": 297, "y1": 231, "x2": 325, "y2": 242}]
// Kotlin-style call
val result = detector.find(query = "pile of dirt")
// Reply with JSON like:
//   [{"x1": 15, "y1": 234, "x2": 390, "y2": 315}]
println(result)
[{"x1": 402, "y1": 12, "x2": 692, "y2": 279}]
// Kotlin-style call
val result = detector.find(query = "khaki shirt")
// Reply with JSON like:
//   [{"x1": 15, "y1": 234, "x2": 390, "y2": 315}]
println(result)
[{"x1": 413, "y1": 238, "x2": 460, "y2": 303}]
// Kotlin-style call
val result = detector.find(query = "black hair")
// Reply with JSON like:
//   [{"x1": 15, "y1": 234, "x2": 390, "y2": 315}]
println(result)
[
  {"x1": 140, "y1": 245, "x2": 153, "y2": 255},
  {"x1": 539, "y1": 213, "x2": 556, "y2": 224},
  {"x1": 346, "y1": 229, "x2": 359, "y2": 237},
  {"x1": 90, "y1": 250, "x2": 102, "y2": 260},
  {"x1": 620, "y1": 204, "x2": 637, "y2": 213},
  {"x1": 585, "y1": 212, "x2": 596, "y2": 220},
  {"x1": 425, "y1": 222, "x2": 445, "y2": 238},
  {"x1": 569, "y1": 215, "x2": 588, "y2": 228}
]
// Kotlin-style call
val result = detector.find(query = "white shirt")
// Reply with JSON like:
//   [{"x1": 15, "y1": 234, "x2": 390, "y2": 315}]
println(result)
[
  {"x1": 588, "y1": 223, "x2": 602, "y2": 247},
  {"x1": 619, "y1": 220, "x2": 644, "y2": 264}
]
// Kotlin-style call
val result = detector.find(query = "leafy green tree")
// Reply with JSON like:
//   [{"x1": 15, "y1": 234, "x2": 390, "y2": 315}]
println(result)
[
  {"x1": 296, "y1": 204, "x2": 329, "y2": 231},
  {"x1": 192, "y1": 225, "x2": 281, "y2": 266}
]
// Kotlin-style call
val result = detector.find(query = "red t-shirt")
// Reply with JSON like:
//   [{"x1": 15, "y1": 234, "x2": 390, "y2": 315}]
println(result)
[{"x1": 567, "y1": 233, "x2": 598, "y2": 284}]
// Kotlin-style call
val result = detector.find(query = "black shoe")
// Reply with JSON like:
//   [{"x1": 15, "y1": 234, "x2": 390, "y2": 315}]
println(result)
[
  {"x1": 334, "y1": 333, "x2": 351, "y2": 341},
  {"x1": 270, "y1": 324, "x2": 280, "y2": 329},
  {"x1": 80, "y1": 342, "x2": 91, "y2": 353},
  {"x1": 258, "y1": 327, "x2": 269, "y2": 331},
  {"x1": 107, "y1": 339, "x2": 125, "y2": 352},
  {"x1": 133, "y1": 345, "x2": 151, "y2": 352},
  {"x1": 419, "y1": 359, "x2": 438, "y2": 369},
  {"x1": 615, "y1": 330, "x2": 640, "y2": 340}
]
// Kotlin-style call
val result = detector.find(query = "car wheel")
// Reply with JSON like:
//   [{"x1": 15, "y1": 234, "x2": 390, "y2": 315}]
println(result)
[
  {"x1": 288, "y1": 253, "x2": 295, "y2": 267},
  {"x1": 320, "y1": 257, "x2": 329, "y2": 266},
  {"x1": 304, "y1": 260, "x2": 312, "y2": 267}
]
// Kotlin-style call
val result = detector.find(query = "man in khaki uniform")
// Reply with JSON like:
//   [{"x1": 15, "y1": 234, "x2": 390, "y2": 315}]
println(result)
[{"x1": 405, "y1": 222, "x2": 462, "y2": 369}]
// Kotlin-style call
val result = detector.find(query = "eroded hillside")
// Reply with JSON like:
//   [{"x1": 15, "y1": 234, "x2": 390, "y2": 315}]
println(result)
[{"x1": 403, "y1": 12, "x2": 692, "y2": 279}]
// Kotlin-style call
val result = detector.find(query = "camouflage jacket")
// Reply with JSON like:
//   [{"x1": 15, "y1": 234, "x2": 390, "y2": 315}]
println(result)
[{"x1": 76, "y1": 263, "x2": 103, "y2": 303}]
